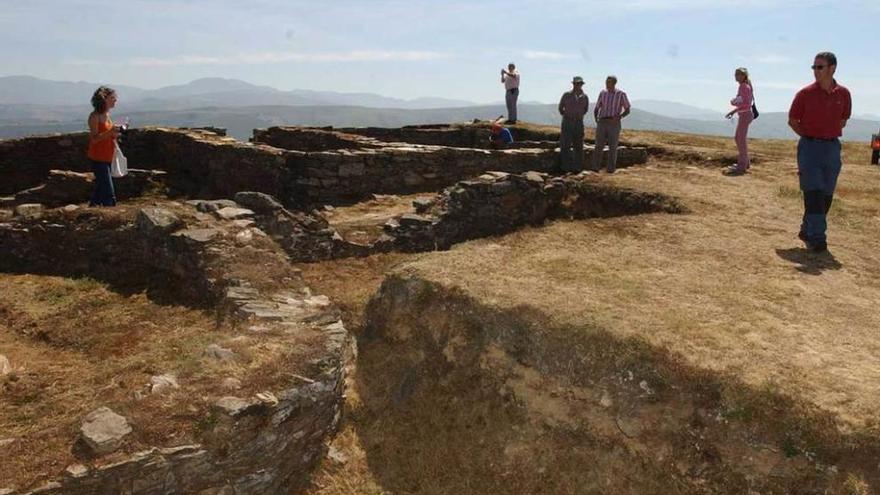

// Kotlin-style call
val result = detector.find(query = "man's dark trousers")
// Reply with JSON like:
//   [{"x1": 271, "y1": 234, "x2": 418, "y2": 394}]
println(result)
[
  {"x1": 797, "y1": 137, "x2": 842, "y2": 246},
  {"x1": 559, "y1": 118, "x2": 584, "y2": 172}
]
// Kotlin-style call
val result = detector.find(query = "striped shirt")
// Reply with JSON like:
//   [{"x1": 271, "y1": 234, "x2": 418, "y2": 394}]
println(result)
[{"x1": 595, "y1": 89, "x2": 630, "y2": 119}]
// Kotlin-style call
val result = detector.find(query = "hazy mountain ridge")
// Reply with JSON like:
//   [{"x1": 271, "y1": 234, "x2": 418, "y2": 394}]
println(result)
[{"x1": 1, "y1": 76, "x2": 877, "y2": 142}]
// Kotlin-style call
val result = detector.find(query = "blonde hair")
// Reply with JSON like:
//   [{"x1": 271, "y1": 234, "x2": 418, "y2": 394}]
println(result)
[{"x1": 735, "y1": 67, "x2": 751, "y2": 86}]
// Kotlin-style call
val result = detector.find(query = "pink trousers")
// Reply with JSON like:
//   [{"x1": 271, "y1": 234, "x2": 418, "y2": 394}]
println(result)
[{"x1": 735, "y1": 111, "x2": 753, "y2": 170}]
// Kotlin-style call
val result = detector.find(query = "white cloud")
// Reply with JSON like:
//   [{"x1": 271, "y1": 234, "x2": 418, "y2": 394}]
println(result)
[
  {"x1": 521, "y1": 50, "x2": 576, "y2": 60},
  {"x1": 97, "y1": 50, "x2": 452, "y2": 67}
]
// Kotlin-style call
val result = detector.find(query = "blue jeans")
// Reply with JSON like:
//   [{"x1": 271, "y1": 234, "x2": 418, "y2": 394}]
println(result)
[
  {"x1": 797, "y1": 138, "x2": 841, "y2": 244},
  {"x1": 90, "y1": 160, "x2": 116, "y2": 206}
]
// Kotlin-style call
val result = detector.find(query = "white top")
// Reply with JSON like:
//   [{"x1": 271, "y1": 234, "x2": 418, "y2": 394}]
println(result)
[{"x1": 503, "y1": 70, "x2": 520, "y2": 90}]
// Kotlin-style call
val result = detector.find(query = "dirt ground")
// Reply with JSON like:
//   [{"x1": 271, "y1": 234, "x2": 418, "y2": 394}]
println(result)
[{"x1": 298, "y1": 128, "x2": 880, "y2": 494}]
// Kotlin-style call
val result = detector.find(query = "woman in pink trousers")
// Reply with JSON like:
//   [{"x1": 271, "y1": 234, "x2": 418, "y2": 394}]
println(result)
[{"x1": 724, "y1": 67, "x2": 754, "y2": 175}]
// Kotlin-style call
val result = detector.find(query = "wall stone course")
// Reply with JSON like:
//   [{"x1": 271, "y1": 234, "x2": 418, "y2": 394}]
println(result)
[{"x1": 1, "y1": 205, "x2": 352, "y2": 495}]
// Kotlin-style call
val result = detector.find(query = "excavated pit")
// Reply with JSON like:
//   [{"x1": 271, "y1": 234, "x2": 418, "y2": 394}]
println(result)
[
  {"x1": 0, "y1": 200, "x2": 350, "y2": 495},
  {"x1": 349, "y1": 273, "x2": 878, "y2": 494}
]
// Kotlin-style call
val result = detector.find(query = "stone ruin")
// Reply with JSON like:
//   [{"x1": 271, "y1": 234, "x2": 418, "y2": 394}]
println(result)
[{"x1": 0, "y1": 122, "x2": 678, "y2": 494}]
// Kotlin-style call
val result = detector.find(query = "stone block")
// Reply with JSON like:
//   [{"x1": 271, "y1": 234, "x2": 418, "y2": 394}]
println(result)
[
  {"x1": 136, "y1": 207, "x2": 183, "y2": 235},
  {"x1": 150, "y1": 374, "x2": 180, "y2": 394},
  {"x1": 14, "y1": 203, "x2": 43, "y2": 220},
  {"x1": 214, "y1": 207, "x2": 255, "y2": 221},
  {"x1": 338, "y1": 162, "x2": 365, "y2": 177},
  {"x1": 194, "y1": 199, "x2": 238, "y2": 213},
  {"x1": 174, "y1": 228, "x2": 220, "y2": 244},
  {"x1": 79, "y1": 407, "x2": 132, "y2": 455},
  {"x1": 234, "y1": 191, "x2": 283, "y2": 213},
  {"x1": 204, "y1": 344, "x2": 236, "y2": 362}
]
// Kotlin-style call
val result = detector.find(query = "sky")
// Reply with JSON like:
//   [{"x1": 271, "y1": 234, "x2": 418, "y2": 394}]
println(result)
[{"x1": 2, "y1": 0, "x2": 879, "y2": 114}]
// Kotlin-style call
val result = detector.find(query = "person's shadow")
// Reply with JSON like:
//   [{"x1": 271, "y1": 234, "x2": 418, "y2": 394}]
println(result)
[{"x1": 775, "y1": 247, "x2": 842, "y2": 275}]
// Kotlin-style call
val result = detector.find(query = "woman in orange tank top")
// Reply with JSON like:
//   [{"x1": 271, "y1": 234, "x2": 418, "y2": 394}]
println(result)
[{"x1": 87, "y1": 86, "x2": 119, "y2": 206}]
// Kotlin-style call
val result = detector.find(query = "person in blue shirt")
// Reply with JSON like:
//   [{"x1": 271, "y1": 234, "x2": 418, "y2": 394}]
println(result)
[{"x1": 489, "y1": 117, "x2": 514, "y2": 149}]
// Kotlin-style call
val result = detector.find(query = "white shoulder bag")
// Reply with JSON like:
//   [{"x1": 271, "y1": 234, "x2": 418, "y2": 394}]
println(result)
[{"x1": 111, "y1": 142, "x2": 128, "y2": 178}]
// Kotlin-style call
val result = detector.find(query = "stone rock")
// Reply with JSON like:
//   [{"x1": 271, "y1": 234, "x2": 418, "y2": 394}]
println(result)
[
  {"x1": 61, "y1": 204, "x2": 80, "y2": 212},
  {"x1": 255, "y1": 391, "x2": 278, "y2": 406},
  {"x1": 231, "y1": 219, "x2": 255, "y2": 229},
  {"x1": 398, "y1": 213, "x2": 434, "y2": 226},
  {"x1": 222, "y1": 377, "x2": 242, "y2": 390},
  {"x1": 0, "y1": 488, "x2": 13, "y2": 495},
  {"x1": 150, "y1": 374, "x2": 180, "y2": 394},
  {"x1": 214, "y1": 396, "x2": 251, "y2": 416},
  {"x1": 412, "y1": 197, "x2": 434, "y2": 213},
  {"x1": 524, "y1": 171, "x2": 546, "y2": 184},
  {"x1": 214, "y1": 207, "x2": 255, "y2": 221},
  {"x1": 234, "y1": 191, "x2": 283, "y2": 213},
  {"x1": 204, "y1": 344, "x2": 236, "y2": 362},
  {"x1": 174, "y1": 228, "x2": 220, "y2": 244},
  {"x1": 0, "y1": 355, "x2": 10, "y2": 376},
  {"x1": 136, "y1": 207, "x2": 183, "y2": 235},
  {"x1": 235, "y1": 229, "x2": 254, "y2": 245},
  {"x1": 64, "y1": 463, "x2": 89, "y2": 478},
  {"x1": 79, "y1": 407, "x2": 132, "y2": 455},
  {"x1": 14, "y1": 203, "x2": 43, "y2": 219},
  {"x1": 0, "y1": 438, "x2": 14, "y2": 447},
  {"x1": 339, "y1": 162, "x2": 365, "y2": 177},
  {"x1": 327, "y1": 445, "x2": 348, "y2": 464},
  {"x1": 194, "y1": 199, "x2": 238, "y2": 213}
]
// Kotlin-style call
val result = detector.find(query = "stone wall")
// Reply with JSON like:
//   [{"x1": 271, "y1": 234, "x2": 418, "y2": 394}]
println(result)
[
  {"x1": 336, "y1": 123, "x2": 565, "y2": 147},
  {"x1": 0, "y1": 204, "x2": 351, "y2": 495},
  {"x1": 1, "y1": 169, "x2": 166, "y2": 208},
  {"x1": 2, "y1": 126, "x2": 649, "y2": 209},
  {"x1": 0, "y1": 133, "x2": 91, "y2": 195},
  {"x1": 252, "y1": 126, "x2": 385, "y2": 151},
  {"x1": 386, "y1": 171, "x2": 685, "y2": 252}
]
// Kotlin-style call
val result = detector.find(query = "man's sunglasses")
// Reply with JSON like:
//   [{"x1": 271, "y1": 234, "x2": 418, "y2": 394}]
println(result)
[{"x1": 811, "y1": 65, "x2": 827, "y2": 70}]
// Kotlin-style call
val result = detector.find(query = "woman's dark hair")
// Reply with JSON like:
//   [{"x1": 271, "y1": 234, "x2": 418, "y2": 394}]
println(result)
[{"x1": 90, "y1": 86, "x2": 116, "y2": 113}]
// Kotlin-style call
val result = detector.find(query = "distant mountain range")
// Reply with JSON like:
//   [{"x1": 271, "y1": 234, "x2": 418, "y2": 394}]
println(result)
[{"x1": 1, "y1": 75, "x2": 877, "y2": 142}]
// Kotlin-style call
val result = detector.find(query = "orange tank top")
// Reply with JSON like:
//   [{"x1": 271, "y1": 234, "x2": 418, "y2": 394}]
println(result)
[{"x1": 87, "y1": 114, "x2": 114, "y2": 162}]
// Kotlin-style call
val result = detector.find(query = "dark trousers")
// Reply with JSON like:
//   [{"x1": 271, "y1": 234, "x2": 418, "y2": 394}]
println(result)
[
  {"x1": 90, "y1": 160, "x2": 116, "y2": 206},
  {"x1": 505, "y1": 88, "x2": 519, "y2": 122},
  {"x1": 559, "y1": 118, "x2": 584, "y2": 172},
  {"x1": 797, "y1": 138, "x2": 841, "y2": 244}
]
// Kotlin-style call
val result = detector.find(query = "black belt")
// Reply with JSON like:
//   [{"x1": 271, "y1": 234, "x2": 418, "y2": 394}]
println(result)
[
  {"x1": 506, "y1": 88, "x2": 519, "y2": 92},
  {"x1": 802, "y1": 136, "x2": 837, "y2": 142}
]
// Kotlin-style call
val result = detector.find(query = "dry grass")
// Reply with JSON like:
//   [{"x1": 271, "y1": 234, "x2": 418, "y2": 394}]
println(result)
[
  {"x1": 300, "y1": 128, "x2": 880, "y2": 494},
  {"x1": 395, "y1": 131, "x2": 880, "y2": 434},
  {"x1": 0, "y1": 272, "x2": 313, "y2": 490},
  {"x1": 324, "y1": 193, "x2": 429, "y2": 245}
]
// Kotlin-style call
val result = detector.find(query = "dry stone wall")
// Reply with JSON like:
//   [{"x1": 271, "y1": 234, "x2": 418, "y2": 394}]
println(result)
[
  {"x1": 386, "y1": 171, "x2": 685, "y2": 252},
  {"x1": 2, "y1": 126, "x2": 649, "y2": 209},
  {"x1": 0, "y1": 204, "x2": 351, "y2": 495}
]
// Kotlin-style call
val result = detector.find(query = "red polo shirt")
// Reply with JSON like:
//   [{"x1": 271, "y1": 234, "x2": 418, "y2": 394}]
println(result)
[{"x1": 788, "y1": 81, "x2": 852, "y2": 139}]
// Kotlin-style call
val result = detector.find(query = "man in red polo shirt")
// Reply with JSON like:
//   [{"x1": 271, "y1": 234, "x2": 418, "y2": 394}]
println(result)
[{"x1": 788, "y1": 51, "x2": 852, "y2": 253}]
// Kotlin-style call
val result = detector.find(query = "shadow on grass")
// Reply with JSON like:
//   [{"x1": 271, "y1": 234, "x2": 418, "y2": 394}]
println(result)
[{"x1": 775, "y1": 247, "x2": 842, "y2": 275}]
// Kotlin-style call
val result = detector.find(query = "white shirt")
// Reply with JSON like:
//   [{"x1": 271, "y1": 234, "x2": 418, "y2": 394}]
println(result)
[{"x1": 503, "y1": 70, "x2": 520, "y2": 90}]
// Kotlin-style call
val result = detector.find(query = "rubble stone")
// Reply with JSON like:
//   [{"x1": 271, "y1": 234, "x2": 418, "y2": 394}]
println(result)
[{"x1": 79, "y1": 407, "x2": 132, "y2": 455}]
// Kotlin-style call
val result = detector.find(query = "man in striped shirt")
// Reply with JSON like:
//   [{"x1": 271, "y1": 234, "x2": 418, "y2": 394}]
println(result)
[{"x1": 592, "y1": 75, "x2": 631, "y2": 173}]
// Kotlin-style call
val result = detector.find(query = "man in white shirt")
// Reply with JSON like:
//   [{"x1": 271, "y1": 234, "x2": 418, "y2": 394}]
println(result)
[{"x1": 501, "y1": 63, "x2": 520, "y2": 124}]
